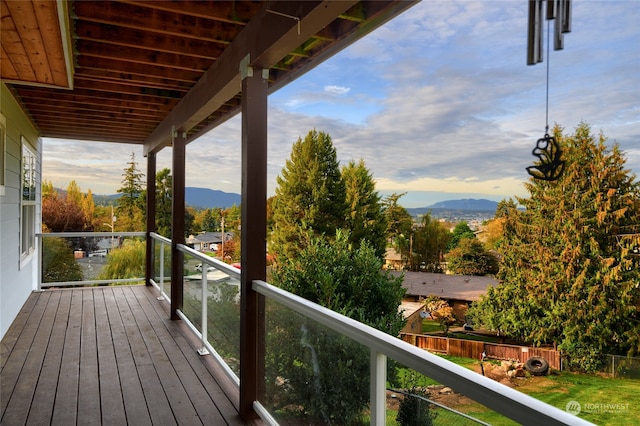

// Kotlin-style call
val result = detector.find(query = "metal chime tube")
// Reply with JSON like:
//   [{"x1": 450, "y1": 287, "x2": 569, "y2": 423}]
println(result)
[{"x1": 527, "y1": 0, "x2": 572, "y2": 65}]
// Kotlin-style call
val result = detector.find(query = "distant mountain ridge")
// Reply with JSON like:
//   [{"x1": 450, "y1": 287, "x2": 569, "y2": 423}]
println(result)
[
  {"x1": 426, "y1": 198, "x2": 498, "y2": 211},
  {"x1": 66, "y1": 188, "x2": 495, "y2": 213},
  {"x1": 406, "y1": 198, "x2": 498, "y2": 219},
  {"x1": 89, "y1": 187, "x2": 241, "y2": 209},
  {"x1": 184, "y1": 187, "x2": 240, "y2": 208}
]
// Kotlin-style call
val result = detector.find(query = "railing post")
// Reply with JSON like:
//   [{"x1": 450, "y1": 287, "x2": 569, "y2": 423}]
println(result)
[
  {"x1": 198, "y1": 271, "x2": 210, "y2": 355},
  {"x1": 370, "y1": 350, "x2": 387, "y2": 426},
  {"x1": 159, "y1": 241, "x2": 165, "y2": 297},
  {"x1": 145, "y1": 151, "x2": 156, "y2": 286},
  {"x1": 36, "y1": 235, "x2": 42, "y2": 291}
]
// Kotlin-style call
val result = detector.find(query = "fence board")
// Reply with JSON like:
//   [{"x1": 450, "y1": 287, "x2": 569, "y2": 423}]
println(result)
[{"x1": 400, "y1": 333, "x2": 561, "y2": 370}]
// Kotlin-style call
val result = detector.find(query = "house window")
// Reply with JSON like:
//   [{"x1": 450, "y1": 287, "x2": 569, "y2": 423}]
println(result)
[
  {"x1": 0, "y1": 113, "x2": 5, "y2": 196},
  {"x1": 21, "y1": 139, "x2": 37, "y2": 261}
]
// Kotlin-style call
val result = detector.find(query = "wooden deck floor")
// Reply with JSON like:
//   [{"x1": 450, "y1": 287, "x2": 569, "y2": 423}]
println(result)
[{"x1": 1, "y1": 285, "x2": 253, "y2": 425}]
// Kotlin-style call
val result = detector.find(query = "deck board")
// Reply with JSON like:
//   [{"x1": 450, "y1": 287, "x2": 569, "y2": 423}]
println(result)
[
  {"x1": 133, "y1": 286, "x2": 230, "y2": 425},
  {"x1": 103, "y1": 287, "x2": 153, "y2": 426},
  {"x1": 94, "y1": 288, "x2": 128, "y2": 426},
  {"x1": 78, "y1": 289, "x2": 101, "y2": 424},
  {"x1": 0, "y1": 285, "x2": 251, "y2": 425},
  {"x1": 0, "y1": 291, "x2": 53, "y2": 422},
  {"x1": 141, "y1": 287, "x2": 244, "y2": 423},
  {"x1": 2, "y1": 291, "x2": 58, "y2": 425},
  {"x1": 0, "y1": 292, "x2": 39, "y2": 371},
  {"x1": 52, "y1": 289, "x2": 82, "y2": 426},
  {"x1": 27, "y1": 290, "x2": 69, "y2": 425}
]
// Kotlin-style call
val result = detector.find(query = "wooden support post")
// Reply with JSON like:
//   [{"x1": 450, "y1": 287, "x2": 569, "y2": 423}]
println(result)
[
  {"x1": 239, "y1": 57, "x2": 268, "y2": 421},
  {"x1": 171, "y1": 131, "x2": 186, "y2": 320},
  {"x1": 145, "y1": 151, "x2": 156, "y2": 286}
]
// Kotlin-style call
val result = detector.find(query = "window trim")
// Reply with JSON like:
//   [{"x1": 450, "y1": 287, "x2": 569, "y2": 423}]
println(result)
[{"x1": 20, "y1": 138, "x2": 37, "y2": 264}]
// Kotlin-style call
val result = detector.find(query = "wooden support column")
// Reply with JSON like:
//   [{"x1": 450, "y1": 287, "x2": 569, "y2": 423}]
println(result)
[
  {"x1": 239, "y1": 57, "x2": 268, "y2": 421},
  {"x1": 171, "y1": 131, "x2": 186, "y2": 320},
  {"x1": 145, "y1": 151, "x2": 157, "y2": 286}
]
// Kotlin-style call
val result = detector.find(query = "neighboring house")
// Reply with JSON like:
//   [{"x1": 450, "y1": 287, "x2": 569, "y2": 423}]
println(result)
[
  {"x1": 399, "y1": 301, "x2": 426, "y2": 334},
  {"x1": 186, "y1": 232, "x2": 233, "y2": 252},
  {"x1": 384, "y1": 247, "x2": 403, "y2": 270},
  {"x1": 97, "y1": 238, "x2": 119, "y2": 252},
  {"x1": 392, "y1": 271, "x2": 497, "y2": 322}
]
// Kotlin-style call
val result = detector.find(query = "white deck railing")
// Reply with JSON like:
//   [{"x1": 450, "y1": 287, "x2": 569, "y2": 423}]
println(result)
[
  {"x1": 37, "y1": 231, "x2": 146, "y2": 289},
  {"x1": 140, "y1": 233, "x2": 593, "y2": 425},
  {"x1": 252, "y1": 280, "x2": 593, "y2": 426}
]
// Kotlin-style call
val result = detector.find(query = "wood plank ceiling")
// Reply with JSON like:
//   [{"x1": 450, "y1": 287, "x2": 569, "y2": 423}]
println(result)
[{"x1": 1, "y1": 0, "x2": 416, "y2": 153}]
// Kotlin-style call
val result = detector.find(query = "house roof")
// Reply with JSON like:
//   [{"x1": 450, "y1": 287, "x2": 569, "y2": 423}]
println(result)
[
  {"x1": 1, "y1": 0, "x2": 417, "y2": 155},
  {"x1": 392, "y1": 271, "x2": 497, "y2": 302},
  {"x1": 187, "y1": 231, "x2": 232, "y2": 244},
  {"x1": 385, "y1": 247, "x2": 402, "y2": 262},
  {"x1": 399, "y1": 301, "x2": 425, "y2": 319}
]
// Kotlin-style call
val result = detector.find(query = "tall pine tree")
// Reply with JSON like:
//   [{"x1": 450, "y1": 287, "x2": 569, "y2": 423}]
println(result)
[
  {"x1": 271, "y1": 130, "x2": 346, "y2": 261},
  {"x1": 471, "y1": 123, "x2": 640, "y2": 371},
  {"x1": 155, "y1": 168, "x2": 172, "y2": 237},
  {"x1": 116, "y1": 152, "x2": 145, "y2": 231},
  {"x1": 342, "y1": 159, "x2": 387, "y2": 258}
]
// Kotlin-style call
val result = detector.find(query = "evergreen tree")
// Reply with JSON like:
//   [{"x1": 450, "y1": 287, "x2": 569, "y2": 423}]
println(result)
[
  {"x1": 445, "y1": 237, "x2": 499, "y2": 275},
  {"x1": 155, "y1": 168, "x2": 172, "y2": 237},
  {"x1": 342, "y1": 159, "x2": 387, "y2": 258},
  {"x1": 116, "y1": 152, "x2": 145, "y2": 231},
  {"x1": 383, "y1": 192, "x2": 413, "y2": 243},
  {"x1": 184, "y1": 207, "x2": 196, "y2": 237},
  {"x1": 448, "y1": 221, "x2": 476, "y2": 250},
  {"x1": 482, "y1": 198, "x2": 517, "y2": 251},
  {"x1": 495, "y1": 198, "x2": 518, "y2": 218},
  {"x1": 268, "y1": 231, "x2": 406, "y2": 423},
  {"x1": 205, "y1": 208, "x2": 222, "y2": 231},
  {"x1": 470, "y1": 123, "x2": 640, "y2": 371},
  {"x1": 396, "y1": 388, "x2": 436, "y2": 426},
  {"x1": 271, "y1": 130, "x2": 346, "y2": 261},
  {"x1": 408, "y1": 213, "x2": 451, "y2": 272}
]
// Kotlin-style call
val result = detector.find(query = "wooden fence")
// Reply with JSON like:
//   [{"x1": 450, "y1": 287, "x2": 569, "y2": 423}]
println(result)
[{"x1": 400, "y1": 333, "x2": 562, "y2": 370}]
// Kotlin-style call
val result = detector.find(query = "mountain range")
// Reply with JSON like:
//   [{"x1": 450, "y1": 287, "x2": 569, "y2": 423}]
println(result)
[
  {"x1": 406, "y1": 199, "x2": 498, "y2": 219},
  {"x1": 93, "y1": 187, "x2": 496, "y2": 213},
  {"x1": 92, "y1": 187, "x2": 241, "y2": 209},
  {"x1": 426, "y1": 199, "x2": 498, "y2": 211},
  {"x1": 183, "y1": 187, "x2": 241, "y2": 208}
]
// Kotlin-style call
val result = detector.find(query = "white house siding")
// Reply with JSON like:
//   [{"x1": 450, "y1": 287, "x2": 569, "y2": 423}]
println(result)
[{"x1": 0, "y1": 83, "x2": 41, "y2": 340}]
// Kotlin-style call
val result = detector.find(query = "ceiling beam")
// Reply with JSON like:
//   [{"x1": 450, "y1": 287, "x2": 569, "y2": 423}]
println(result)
[{"x1": 143, "y1": 1, "x2": 358, "y2": 155}]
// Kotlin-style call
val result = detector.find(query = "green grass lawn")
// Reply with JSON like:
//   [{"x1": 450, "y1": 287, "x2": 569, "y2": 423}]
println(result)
[
  {"x1": 422, "y1": 319, "x2": 443, "y2": 333},
  {"x1": 460, "y1": 372, "x2": 640, "y2": 425},
  {"x1": 389, "y1": 355, "x2": 640, "y2": 425},
  {"x1": 521, "y1": 372, "x2": 640, "y2": 425}
]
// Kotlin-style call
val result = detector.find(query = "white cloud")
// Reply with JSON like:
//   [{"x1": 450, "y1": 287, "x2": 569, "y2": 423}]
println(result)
[{"x1": 324, "y1": 85, "x2": 350, "y2": 96}]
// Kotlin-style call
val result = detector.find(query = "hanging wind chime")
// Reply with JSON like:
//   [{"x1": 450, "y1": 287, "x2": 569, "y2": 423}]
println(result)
[{"x1": 525, "y1": 0, "x2": 571, "y2": 181}]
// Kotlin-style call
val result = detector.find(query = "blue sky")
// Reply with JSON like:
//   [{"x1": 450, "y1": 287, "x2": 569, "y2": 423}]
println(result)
[{"x1": 43, "y1": 1, "x2": 640, "y2": 208}]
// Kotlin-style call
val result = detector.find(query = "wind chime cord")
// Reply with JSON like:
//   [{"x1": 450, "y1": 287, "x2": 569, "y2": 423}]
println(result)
[{"x1": 545, "y1": 18, "x2": 551, "y2": 134}]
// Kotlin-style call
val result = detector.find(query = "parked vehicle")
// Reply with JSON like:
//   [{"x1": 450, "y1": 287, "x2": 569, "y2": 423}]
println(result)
[
  {"x1": 195, "y1": 263, "x2": 214, "y2": 272},
  {"x1": 88, "y1": 249, "x2": 107, "y2": 257}
]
